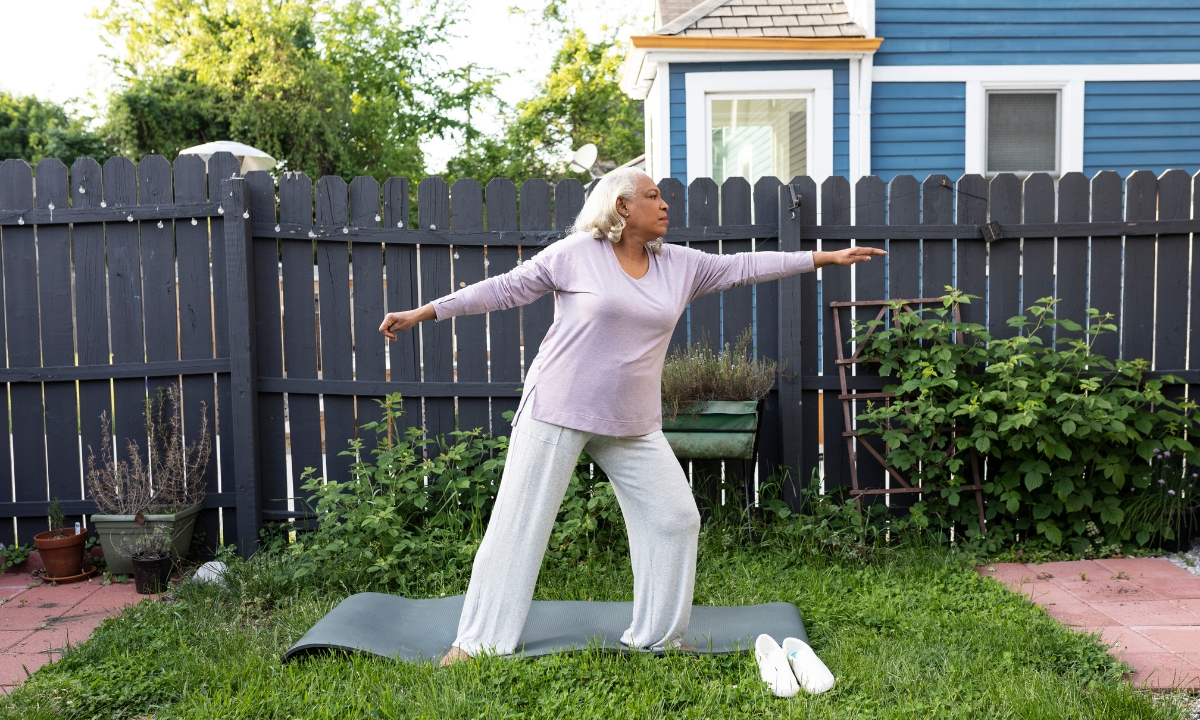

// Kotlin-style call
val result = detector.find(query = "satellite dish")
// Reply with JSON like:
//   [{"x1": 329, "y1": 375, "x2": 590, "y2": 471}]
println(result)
[{"x1": 567, "y1": 143, "x2": 598, "y2": 176}]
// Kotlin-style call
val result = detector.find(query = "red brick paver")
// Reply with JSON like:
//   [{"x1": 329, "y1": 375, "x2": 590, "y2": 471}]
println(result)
[
  {"x1": 978, "y1": 557, "x2": 1200, "y2": 690},
  {"x1": 0, "y1": 571, "x2": 154, "y2": 695}
]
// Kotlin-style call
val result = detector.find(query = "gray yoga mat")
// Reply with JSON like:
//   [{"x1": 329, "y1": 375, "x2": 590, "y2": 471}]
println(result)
[{"x1": 283, "y1": 593, "x2": 807, "y2": 663}]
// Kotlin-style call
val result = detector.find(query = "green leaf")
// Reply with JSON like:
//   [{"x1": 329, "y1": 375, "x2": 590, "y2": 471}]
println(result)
[
  {"x1": 1024, "y1": 471, "x2": 1044, "y2": 492},
  {"x1": 1061, "y1": 420, "x2": 1076, "y2": 435},
  {"x1": 975, "y1": 436, "x2": 991, "y2": 454}
]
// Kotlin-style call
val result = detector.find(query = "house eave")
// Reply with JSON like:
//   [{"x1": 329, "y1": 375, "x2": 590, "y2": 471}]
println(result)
[{"x1": 620, "y1": 37, "x2": 883, "y2": 99}]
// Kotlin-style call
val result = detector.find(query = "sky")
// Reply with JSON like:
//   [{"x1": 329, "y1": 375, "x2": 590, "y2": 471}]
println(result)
[{"x1": 0, "y1": 0, "x2": 653, "y2": 172}]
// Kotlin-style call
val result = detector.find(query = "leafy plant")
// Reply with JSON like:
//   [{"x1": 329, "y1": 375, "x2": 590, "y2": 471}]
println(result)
[
  {"x1": 116, "y1": 526, "x2": 175, "y2": 561},
  {"x1": 1122, "y1": 446, "x2": 1199, "y2": 547},
  {"x1": 87, "y1": 384, "x2": 210, "y2": 516},
  {"x1": 0, "y1": 542, "x2": 31, "y2": 571},
  {"x1": 661, "y1": 329, "x2": 779, "y2": 421},
  {"x1": 854, "y1": 291, "x2": 1200, "y2": 550},
  {"x1": 46, "y1": 499, "x2": 65, "y2": 536},
  {"x1": 284, "y1": 394, "x2": 627, "y2": 592}
]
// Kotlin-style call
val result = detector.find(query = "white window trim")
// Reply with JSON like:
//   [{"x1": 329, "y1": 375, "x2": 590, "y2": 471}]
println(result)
[
  {"x1": 685, "y1": 69, "x2": 834, "y2": 184},
  {"x1": 975, "y1": 82, "x2": 1074, "y2": 176}
]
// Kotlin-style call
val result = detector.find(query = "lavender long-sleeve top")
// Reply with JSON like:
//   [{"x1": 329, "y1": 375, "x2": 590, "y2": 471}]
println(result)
[{"x1": 432, "y1": 232, "x2": 815, "y2": 436}]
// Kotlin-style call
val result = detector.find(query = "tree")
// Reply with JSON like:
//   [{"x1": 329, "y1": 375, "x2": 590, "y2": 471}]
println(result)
[
  {"x1": 0, "y1": 92, "x2": 111, "y2": 167},
  {"x1": 446, "y1": 27, "x2": 643, "y2": 187},
  {"x1": 97, "y1": 0, "x2": 496, "y2": 181}
]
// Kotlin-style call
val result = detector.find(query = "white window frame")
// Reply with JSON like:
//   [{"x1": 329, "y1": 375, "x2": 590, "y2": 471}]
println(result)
[
  {"x1": 980, "y1": 84, "x2": 1065, "y2": 176},
  {"x1": 685, "y1": 69, "x2": 834, "y2": 184}
]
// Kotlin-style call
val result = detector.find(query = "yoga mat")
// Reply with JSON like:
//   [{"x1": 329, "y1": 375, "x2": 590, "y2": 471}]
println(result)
[{"x1": 283, "y1": 593, "x2": 807, "y2": 663}]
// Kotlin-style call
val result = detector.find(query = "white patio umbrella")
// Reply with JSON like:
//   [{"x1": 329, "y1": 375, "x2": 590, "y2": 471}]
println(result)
[{"x1": 177, "y1": 141, "x2": 277, "y2": 174}]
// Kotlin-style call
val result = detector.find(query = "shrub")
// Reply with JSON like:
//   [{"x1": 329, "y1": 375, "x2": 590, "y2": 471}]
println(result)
[
  {"x1": 282, "y1": 394, "x2": 628, "y2": 592},
  {"x1": 854, "y1": 291, "x2": 1200, "y2": 551},
  {"x1": 661, "y1": 329, "x2": 779, "y2": 421}
]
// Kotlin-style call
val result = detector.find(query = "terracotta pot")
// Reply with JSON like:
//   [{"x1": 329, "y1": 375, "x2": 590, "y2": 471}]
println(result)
[{"x1": 32, "y1": 527, "x2": 87, "y2": 579}]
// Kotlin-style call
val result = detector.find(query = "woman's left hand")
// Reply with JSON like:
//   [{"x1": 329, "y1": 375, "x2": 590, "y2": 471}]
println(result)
[{"x1": 813, "y1": 246, "x2": 887, "y2": 268}]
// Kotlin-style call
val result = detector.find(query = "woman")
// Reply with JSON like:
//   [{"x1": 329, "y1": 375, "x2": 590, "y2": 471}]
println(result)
[{"x1": 379, "y1": 168, "x2": 884, "y2": 665}]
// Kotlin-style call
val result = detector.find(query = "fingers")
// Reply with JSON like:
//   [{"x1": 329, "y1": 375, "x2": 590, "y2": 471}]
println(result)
[{"x1": 379, "y1": 314, "x2": 398, "y2": 340}]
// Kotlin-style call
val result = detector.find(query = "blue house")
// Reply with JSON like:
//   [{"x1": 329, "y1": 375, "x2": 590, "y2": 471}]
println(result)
[{"x1": 621, "y1": 0, "x2": 1200, "y2": 185}]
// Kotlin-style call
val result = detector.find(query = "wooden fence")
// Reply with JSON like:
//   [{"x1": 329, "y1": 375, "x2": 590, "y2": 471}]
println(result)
[{"x1": 2, "y1": 152, "x2": 1199, "y2": 555}]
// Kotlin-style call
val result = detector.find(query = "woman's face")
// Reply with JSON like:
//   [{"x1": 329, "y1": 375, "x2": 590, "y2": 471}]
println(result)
[{"x1": 617, "y1": 175, "x2": 670, "y2": 239}]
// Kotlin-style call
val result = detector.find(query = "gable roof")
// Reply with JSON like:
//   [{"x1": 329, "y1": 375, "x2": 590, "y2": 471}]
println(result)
[{"x1": 655, "y1": 0, "x2": 865, "y2": 38}]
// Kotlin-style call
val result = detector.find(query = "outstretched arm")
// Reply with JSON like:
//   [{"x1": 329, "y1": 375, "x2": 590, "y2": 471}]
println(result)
[
  {"x1": 379, "y1": 251, "x2": 557, "y2": 340},
  {"x1": 690, "y1": 246, "x2": 885, "y2": 300}
]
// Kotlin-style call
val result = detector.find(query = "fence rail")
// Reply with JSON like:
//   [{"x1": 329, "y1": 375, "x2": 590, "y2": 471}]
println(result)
[{"x1": 1, "y1": 153, "x2": 1198, "y2": 556}]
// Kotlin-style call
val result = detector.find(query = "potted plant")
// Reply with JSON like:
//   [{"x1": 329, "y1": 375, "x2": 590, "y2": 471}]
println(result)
[
  {"x1": 87, "y1": 384, "x2": 210, "y2": 575},
  {"x1": 118, "y1": 525, "x2": 175, "y2": 594},
  {"x1": 32, "y1": 499, "x2": 91, "y2": 581},
  {"x1": 660, "y1": 330, "x2": 779, "y2": 461}
]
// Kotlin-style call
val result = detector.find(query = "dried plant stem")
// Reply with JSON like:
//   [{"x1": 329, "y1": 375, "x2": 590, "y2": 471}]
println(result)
[
  {"x1": 86, "y1": 384, "x2": 210, "y2": 516},
  {"x1": 661, "y1": 328, "x2": 779, "y2": 422}
]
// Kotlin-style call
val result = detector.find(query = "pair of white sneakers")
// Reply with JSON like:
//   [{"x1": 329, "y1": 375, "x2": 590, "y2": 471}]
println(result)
[{"x1": 754, "y1": 634, "x2": 835, "y2": 698}]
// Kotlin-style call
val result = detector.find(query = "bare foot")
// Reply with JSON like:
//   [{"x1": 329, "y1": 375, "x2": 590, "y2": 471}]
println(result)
[{"x1": 439, "y1": 646, "x2": 471, "y2": 667}]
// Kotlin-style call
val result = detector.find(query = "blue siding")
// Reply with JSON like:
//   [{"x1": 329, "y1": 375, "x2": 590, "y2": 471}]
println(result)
[
  {"x1": 876, "y1": 1, "x2": 1200, "y2": 66},
  {"x1": 668, "y1": 60, "x2": 850, "y2": 182},
  {"x1": 870, "y1": 82, "x2": 965, "y2": 183},
  {"x1": 1084, "y1": 81, "x2": 1200, "y2": 177}
]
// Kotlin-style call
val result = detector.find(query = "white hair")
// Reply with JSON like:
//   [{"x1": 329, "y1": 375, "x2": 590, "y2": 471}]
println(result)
[{"x1": 571, "y1": 167, "x2": 664, "y2": 254}]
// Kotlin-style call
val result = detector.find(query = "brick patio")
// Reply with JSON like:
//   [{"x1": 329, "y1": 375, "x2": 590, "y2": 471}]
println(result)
[
  {"x1": 978, "y1": 557, "x2": 1200, "y2": 690},
  {"x1": 0, "y1": 570, "x2": 153, "y2": 695}
]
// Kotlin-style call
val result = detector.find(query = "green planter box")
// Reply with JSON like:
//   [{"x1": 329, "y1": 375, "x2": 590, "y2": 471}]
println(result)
[
  {"x1": 662, "y1": 401, "x2": 760, "y2": 460},
  {"x1": 90, "y1": 504, "x2": 201, "y2": 575}
]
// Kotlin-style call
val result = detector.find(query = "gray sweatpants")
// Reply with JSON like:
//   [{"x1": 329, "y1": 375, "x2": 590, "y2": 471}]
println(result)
[{"x1": 454, "y1": 416, "x2": 702, "y2": 656}]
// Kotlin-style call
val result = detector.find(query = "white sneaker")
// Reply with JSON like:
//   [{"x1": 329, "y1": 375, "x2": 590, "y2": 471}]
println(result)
[
  {"x1": 782, "y1": 637, "x2": 835, "y2": 694},
  {"x1": 754, "y1": 634, "x2": 800, "y2": 698}
]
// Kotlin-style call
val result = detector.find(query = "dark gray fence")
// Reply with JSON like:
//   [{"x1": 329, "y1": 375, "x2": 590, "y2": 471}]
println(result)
[{"x1": 2, "y1": 153, "x2": 1199, "y2": 555}]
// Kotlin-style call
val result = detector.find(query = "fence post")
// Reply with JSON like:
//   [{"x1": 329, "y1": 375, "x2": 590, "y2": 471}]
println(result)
[
  {"x1": 220, "y1": 178, "x2": 263, "y2": 556},
  {"x1": 777, "y1": 184, "x2": 803, "y2": 505}
]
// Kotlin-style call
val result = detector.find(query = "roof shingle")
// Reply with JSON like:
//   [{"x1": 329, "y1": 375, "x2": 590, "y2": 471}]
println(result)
[{"x1": 655, "y1": 0, "x2": 865, "y2": 37}]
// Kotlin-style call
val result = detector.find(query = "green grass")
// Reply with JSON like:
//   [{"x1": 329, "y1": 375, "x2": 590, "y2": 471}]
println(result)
[{"x1": 0, "y1": 527, "x2": 1183, "y2": 720}]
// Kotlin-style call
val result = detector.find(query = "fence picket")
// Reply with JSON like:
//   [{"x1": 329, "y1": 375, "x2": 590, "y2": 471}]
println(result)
[
  {"x1": 1023, "y1": 173, "x2": 1056, "y2": 347},
  {"x1": 103, "y1": 157, "x2": 148, "y2": 488},
  {"x1": 315, "y1": 176, "x2": 357, "y2": 481},
  {"x1": 554, "y1": 179, "x2": 584, "y2": 233},
  {"x1": 955, "y1": 174, "x2": 988, "y2": 328},
  {"x1": 35, "y1": 159, "x2": 82, "y2": 532},
  {"x1": 418, "y1": 178, "x2": 455, "y2": 442},
  {"x1": 1090, "y1": 171, "x2": 1124, "y2": 360},
  {"x1": 176, "y1": 155, "x2": 221, "y2": 550},
  {"x1": 519, "y1": 180, "x2": 554, "y2": 379},
  {"x1": 1155, "y1": 170, "x2": 1190, "y2": 372},
  {"x1": 246, "y1": 170, "x2": 288, "y2": 525},
  {"x1": 853, "y1": 175, "x2": 887, "y2": 503},
  {"x1": 382, "y1": 177, "x2": 422, "y2": 435},
  {"x1": 987, "y1": 173, "x2": 1022, "y2": 339},
  {"x1": 71, "y1": 158, "x2": 108, "y2": 540},
  {"x1": 791, "y1": 176, "x2": 819, "y2": 492},
  {"x1": 350, "y1": 177, "x2": 385, "y2": 385},
  {"x1": 1, "y1": 160, "x2": 46, "y2": 543},
  {"x1": 820, "y1": 176, "x2": 852, "y2": 492},
  {"x1": 719, "y1": 177, "x2": 754, "y2": 503},
  {"x1": 279, "y1": 172, "x2": 322, "y2": 513},
  {"x1": 208, "y1": 152, "x2": 240, "y2": 543},
  {"x1": 451, "y1": 178, "x2": 489, "y2": 434},
  {"x1": 752, "y1": 176, "x2": 783, "y2": 495},
  {"x1": 1124, "y1": 171, "x2": 1158, "y2": 361},
  {"x1": 1056, "y1": 172, "x2": 1090, "y2": 343},
  {"x1": 921, "y1": 174, "x2": 953, "y2": 297},
  {"x1": 485, "y1": 178, "x2": 521, "y2": 438}
]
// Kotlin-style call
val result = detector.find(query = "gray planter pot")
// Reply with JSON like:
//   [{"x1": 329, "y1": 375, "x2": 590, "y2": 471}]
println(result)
[
  {"x1": 90, "y1": 504, "x2": 201, "y2": 576},
  {"x1": 662, "y1": 400, "x2": 761, "y2": 460}
]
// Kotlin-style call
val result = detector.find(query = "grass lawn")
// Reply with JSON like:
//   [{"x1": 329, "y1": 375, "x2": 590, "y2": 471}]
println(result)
[{"x1": 0, "y1": 527, "x2": 1181, "y2": 720}]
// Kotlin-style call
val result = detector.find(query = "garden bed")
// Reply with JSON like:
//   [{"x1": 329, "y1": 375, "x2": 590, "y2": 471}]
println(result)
[{"x1": 0, "y1": 527, "x2": 1181, "y2": 720}]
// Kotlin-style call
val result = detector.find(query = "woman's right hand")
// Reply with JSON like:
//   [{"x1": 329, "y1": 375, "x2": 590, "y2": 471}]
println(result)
[{"x1": 379, "y1": 303, "x2": 436, "y2": 340}]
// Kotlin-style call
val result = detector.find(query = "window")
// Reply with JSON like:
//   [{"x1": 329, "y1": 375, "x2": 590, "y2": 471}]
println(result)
[
  {"x1": 986, "y1": 91, "x2": 1059, "y2": 174},
  {"x1": 710, "y1": 97, "x2": 808, "y2": 186}
]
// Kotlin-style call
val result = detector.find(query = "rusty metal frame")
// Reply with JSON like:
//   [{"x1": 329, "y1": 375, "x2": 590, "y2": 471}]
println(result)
[{"x1": 829, "y1": 298, "x2": 987, "y2": 535}]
